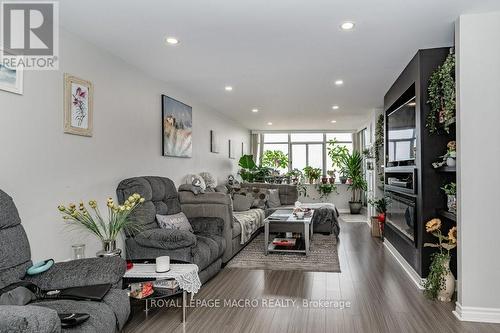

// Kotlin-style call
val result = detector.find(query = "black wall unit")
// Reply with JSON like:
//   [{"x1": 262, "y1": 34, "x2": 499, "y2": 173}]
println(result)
[{"x1": 383, "y1": 47, "x2": 456, "y2": 278}]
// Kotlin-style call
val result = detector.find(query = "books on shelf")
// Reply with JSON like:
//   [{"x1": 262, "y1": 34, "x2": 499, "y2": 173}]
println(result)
[{"x1": 272, "y1": 238, "x2": 296, "y2": 247}]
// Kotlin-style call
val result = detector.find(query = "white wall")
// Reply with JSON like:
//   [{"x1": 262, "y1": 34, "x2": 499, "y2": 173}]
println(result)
[
  {"x1": 299, "y1": 183, "x2": 351, "y2": 212},
  {"x1": 0, "y1": 30, "x2": 250, "y2": 261},
  {"x1": 455, "y1": 12, "x2": 500, "y2": 322}
]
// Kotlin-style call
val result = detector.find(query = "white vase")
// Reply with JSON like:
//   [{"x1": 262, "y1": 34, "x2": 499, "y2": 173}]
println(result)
[
  {"x1": 446, "y1": 157, "x2": 456, "y2": 167},
  {"x1": 447, "y1": 195, "x2": 457, "y2": 213},
  {"x1": 437, "y1": 258, "x2": 455, "y2": 302}
]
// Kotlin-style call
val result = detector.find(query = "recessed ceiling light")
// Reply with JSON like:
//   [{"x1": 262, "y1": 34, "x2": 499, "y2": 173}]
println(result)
[
  {"x1": 165, "y1": 37, "x2": 179, "y2": 45},
  {"x1": 340, "y1": 22, "x2": 355, "y2": 31},
  {"x1": 334, "y1": 80, "x2": 344, "y2": 86},
  {"x1": 225, "y1": 86, "x2": 233, "y2": 91},
  {"x1": 332, "y1": 105, "x2": 339, "y2": 110},
  {"x1": 331, "y1": 120, "x2": 337, "y2": 123},
  {"x1": 267, "y1": 122, "x2": 273, "y2": 126},
  {"x1": 252, "y1": 108, "x2": 259, "y2": 113}
]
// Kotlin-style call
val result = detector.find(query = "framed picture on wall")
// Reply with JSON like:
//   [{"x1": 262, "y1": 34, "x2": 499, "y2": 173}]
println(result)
[
  {"x1": 241, "y1": 142, "x2": 245, "y2": 156},
  {"x1": 162, "y1": 95, "x2": 192, "y2": 157},
  {"x1": 64, "y1": 74, "x2": 93, "y2": 136},
  {"x1": 210, "y1": 130, "x2": 219, "y2": 153},
  {"x1": 0, "y1": 50, "x2": 23, "y2": 94}
]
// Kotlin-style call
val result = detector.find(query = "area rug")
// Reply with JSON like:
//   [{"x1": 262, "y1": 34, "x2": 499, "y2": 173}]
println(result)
[{"x1": 226, "y1": 233, "x2": 340, "y2": 272}]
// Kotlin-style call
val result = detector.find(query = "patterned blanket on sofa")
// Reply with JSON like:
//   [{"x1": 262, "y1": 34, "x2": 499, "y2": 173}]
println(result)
[{"x1": 233, "y1": 209, "x2": 265, "y2": 244}]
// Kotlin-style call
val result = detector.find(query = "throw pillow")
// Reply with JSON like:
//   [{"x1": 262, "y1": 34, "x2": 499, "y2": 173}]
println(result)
[
  {"x1": 156, "y1": 213, "x2": 193, "y2": 232},
  {"x1": 184, "y1": 174, "x2": 206, "y2": 190},
  {"x1": 178, "y1": 184, "x2": 204, "y2": 195},
  {"x1": 199, "y1": 172, "x2": 217, "y2": 189},
  {"x1": 267, "y1": 189, "x2": 281, "y2": 208},
  {"x1": 232, "y1": 194, "x2": 253, "y2": 212},
  {"x1": 235, "y1": 187, "x2": 268, "y2": 209},
  {"x1": 214, "y1": 185, "x2": 229, "y2": 194}
]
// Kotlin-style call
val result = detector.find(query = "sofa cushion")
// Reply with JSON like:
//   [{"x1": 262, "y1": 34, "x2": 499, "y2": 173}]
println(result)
[
  {"x1": 240, "y1": 183, "x2": 298, "y2": 205},
  {"x1": 234, "y1": 187, "x2": 268, "y2": 209},
  {"x1": 192, "y1": 234, "x2": 225, "y2": 270},
  {"x1": 232, "y1": 194, "x2": 253, "y2": 212},
  {"x1": 266, "y1": 189, "x2": 281, "y2": 208},
  {"x1": 135, "y1": 229, "x2": 196, "y2": 250},
  {"x1": 156, "y1": 212, "x2": 193, "y2": 232}
]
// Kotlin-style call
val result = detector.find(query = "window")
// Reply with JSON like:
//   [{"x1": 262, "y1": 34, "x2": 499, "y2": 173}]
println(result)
[{"x1": 257, "y1": 132, "x2": 353, "y2": 181}]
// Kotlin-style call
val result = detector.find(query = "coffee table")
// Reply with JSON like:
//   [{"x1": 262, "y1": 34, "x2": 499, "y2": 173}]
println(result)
[
  {"x1": 123, "y1": 260, "x2": 200, "y2": 323},
  {"x1": 264, "y1": 209, "x2": 314, "y2": 256}
]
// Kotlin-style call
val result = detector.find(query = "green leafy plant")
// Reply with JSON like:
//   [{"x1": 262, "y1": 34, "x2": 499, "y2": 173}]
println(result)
[
  {"x1": 374, "y1": 114, "x2": 384, "y2": 168},
  {"x1": 316, "y1": 183, "x2": 337, "y2": 199},
  {"x1": 238, "y1": 154, "x2": 257, "y2": 182},
  {"x1": 340, "y1": 151, "x2": 367, "y2": 202},
  {"x1": 327, "y1": 139, "x2": 349, "y2": 173},
  {"x1": 303, "y1": 166, "x2": 322, "y2": 184},
  {"x1": 423, "y1": 218, "x2": 457, "y2": 299},
  {"x1": 427, "y1": 52, "x2": 456, "y2": 134},
  {"x1": 441, "y1": 182, "x2": 456, "y2": 196},
  {"x1": 262, "y1": 150, "x2": 289, "y2": 170},
  {"x1": 369, "y1": 196, "x2": 391, "y2": 214}
]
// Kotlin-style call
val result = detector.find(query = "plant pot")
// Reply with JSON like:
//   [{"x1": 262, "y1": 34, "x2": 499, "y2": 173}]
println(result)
[
  {"x1": 449, "y1": 151, "x2": 456, "y2": 158},
  {"x1": 349, "y1": 201, "x2": 363, "y2": 214},
  {"x1": 329, "y1": 177, "x2": 335, "y2": 184},
  {"x1": 446, "y1": 157, "x2": 456, "y2": 167},
  {"x1": 321, "y1": 177, "x2": 328, "y2": 184},
  {"x1": 447, "y1": 194, "x2": 457, "y2": 213},
  {"x1": 340, "y1": 176, "x2": 347, "y2": 184},
  {"x1": 437, "y1": 258, "x2": 455, "y2": 302},
  {"x1": 96, "y1": 239, "x2": 122, "y2": 257}
]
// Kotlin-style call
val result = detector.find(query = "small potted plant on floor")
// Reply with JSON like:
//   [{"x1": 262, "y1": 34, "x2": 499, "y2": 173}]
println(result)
[
  {"x1": 368, "y1": 196, "x2": 391, "y2": 240},
  {"x1": 340, "y1": 151, "x2": 367, "y2": 214},
  {"x1": 441, "y1": 182, "x2": 457, "y2": 213},
  {"x1": 423, "y1": 218, "x2": 457, "y2": 302}
]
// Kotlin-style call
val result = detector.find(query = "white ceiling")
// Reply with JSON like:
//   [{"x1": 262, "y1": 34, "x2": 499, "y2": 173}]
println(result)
[{"x1": 60, "y1": 0, "x2": 500, "y2": 131}]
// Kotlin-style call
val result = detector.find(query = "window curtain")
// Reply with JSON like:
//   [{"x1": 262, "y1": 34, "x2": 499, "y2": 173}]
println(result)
[{"x1": 250, "y1": 133, "x2": 260, "y2": 163}]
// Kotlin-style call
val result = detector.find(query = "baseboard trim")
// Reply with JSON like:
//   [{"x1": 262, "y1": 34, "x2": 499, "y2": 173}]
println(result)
[
  {"x1": 453, "y1": 302, "x2": 500, "y2": 323},
  {"x1": 383, "y1": 240, "x2": 424, "y2": 290},
  {"x1": 337, "y1": 208, "x2": 350, "y2": 214}
]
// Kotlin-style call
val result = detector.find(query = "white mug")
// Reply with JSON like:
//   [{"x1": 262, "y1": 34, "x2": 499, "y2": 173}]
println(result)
[
  {"x1": 156, "y1": 256, "x2": 170, "y2": 273},
  {"x1": 296, "y1": 211, "x2": 305, "y2": 219}
]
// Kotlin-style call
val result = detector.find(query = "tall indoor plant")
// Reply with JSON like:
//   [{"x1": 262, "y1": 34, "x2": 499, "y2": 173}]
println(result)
[
  {"x1": 341, "y1": 150, "x2": 367, "y2": 214},
  {"x1": 58, "y1": 194, "x2": 145, "y2": 256}
]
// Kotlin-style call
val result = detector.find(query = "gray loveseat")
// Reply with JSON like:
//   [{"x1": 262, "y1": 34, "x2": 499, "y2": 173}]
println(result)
[
  {"x1": 0, "y1": 189, "x2": 129, "y2": 333},
  {"x1": 116, "y1": 176, "x2": 227, "y2": 283}
]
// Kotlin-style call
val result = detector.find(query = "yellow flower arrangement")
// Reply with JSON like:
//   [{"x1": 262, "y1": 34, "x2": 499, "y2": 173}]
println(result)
[
  {"x1": 58, "y1": 193, "x2": 144, "y2": 242},
  {"x1": 448, "y1": 226, "x2": 457, "y2": 244},
  {"x1": 425, "y1": 218, "x2": 441, "y2": 233},
  {"x1": 424, "y1": 218, "x2": 457, "y2": 252}
]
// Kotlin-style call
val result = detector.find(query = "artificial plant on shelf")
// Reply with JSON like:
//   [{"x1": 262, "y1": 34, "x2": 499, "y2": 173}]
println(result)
[
  {"x1": 441, "y1": 182, "x2": 457, "y2": 214},
  {"x1": 426, "y1": 52, "x2": 456, "y2": 134},
  {"x1": 58, "y1": 194, "x2": 145, "y2": 256},
  {"x1": 423, "y1": 218, "x2": 457, "y2": 302}
]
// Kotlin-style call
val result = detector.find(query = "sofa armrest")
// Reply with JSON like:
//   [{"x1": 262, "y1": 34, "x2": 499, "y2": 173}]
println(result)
[
  {"x1": 180, "y1": 192, "x2": 234, "y2": 263},
  {"x1": 135, "y1": 228, "x2": 197, "y2": 250},
  {"x1": 24, "y1": 257, "x2": 126, "y2": 290},
  {"x1": 0, "y1": 305, "x2": 61, "y2": 333},
  {"x1": 189, "y1": 217, "x2": 224, "y2": 236}
]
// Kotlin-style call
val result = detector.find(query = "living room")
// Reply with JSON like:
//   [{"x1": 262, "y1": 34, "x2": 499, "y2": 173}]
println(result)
[{"x1": 1, "y1": 1, "x2": 500, "y2": 332}]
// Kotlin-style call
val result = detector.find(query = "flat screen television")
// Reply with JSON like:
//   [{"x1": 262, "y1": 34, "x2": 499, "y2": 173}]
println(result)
[{"x1": 387, "y1": 97, "x2": 417, "y2": 163}]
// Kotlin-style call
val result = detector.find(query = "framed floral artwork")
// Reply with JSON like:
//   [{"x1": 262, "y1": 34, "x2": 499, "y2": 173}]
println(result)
[
  {"x1": 64, "y1": 74, "x2": 93, "y2": 136},
  {"x1": 0, "y1": 50, "x2": 23, "y2": 94}
]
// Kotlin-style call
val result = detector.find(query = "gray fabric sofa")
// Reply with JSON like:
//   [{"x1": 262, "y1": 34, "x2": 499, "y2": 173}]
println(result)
[
  {"x1": 116, "y1": 176, "x2": 226, "y2": 283},
  {"x1": 0, "y1": 189, "x2": 129, "y2": 333}
]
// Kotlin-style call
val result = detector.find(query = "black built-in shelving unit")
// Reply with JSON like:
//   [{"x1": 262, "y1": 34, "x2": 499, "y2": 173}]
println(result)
[{"x1": 383, "y1": 47, "x2": 456, "y2": 278}]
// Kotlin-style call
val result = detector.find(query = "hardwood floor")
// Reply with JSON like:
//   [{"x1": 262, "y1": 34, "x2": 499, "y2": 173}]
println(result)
[{"x1": 124, "y1": 222, "x2": 500, "y2": 333}]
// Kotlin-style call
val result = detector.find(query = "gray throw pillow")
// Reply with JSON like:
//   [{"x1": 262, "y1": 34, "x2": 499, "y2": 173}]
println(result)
[
  {"x1": 267, "y1": 189, "x2": 281, "y2": 208},
  {"x1": 156, "y1": 213, "x2": 193, "y2": 232},
  {"x1": 232, "y1": 194, "x2": 253, "y2": 212}
]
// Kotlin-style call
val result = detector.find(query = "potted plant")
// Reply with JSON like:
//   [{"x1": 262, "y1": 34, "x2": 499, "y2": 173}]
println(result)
[
  {"x1": 321, "y1": 175, "x2": 328, "y2": 184},
  {"x1": 261, "y1": 150, "x2": 289, "y2": 172},
  {"x1": 316, "y1": 183, "x2": 337, "y2": 200},
  {"x1": 368, "y1": 197, "x2": 391, "y2": 240},
  {"x1": 238, "y1": 154, "x2": 257, "y2": 182},
  {"x1": 327, "y1": 139, "x2": 349, "y2": 184},
  {"x1": 340, "y1": 151, "x2": 367, "y2": 214},
  {"x1": 423, "y1": 218, "x2": 457, "y2": 302},
  {"x1": 445, "y1": 141, "x2": 456, "y2": 167},
  {"x1": 303, "y1": 166, "x2": 322, "y2": 184},
  {"x1": 327, "y1": 170, "x2": 336, "y2": 184},
  {"x1": 58, "y1": 194, "x2": 145, "y2": 257},
  {"x1": 286, "y1": 168, "x2": 303, "y2": 185},
  {"x1": 441, "y1": 182, "x2": 457, "y2": 213}
]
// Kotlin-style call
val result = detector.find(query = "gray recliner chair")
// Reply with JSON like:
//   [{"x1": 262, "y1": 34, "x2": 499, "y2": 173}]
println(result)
[
  {"x1": 116, "y1": 176, "x2": 227, "y2": 283},
  {"x1": 0, "y1": 189, "x2": 130, "y2": 333}
]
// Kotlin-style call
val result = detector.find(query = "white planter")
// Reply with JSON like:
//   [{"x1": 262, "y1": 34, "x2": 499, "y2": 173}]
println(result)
[
  {"x1": 446, "y1": 157, "x2": 456, "y2": 167},
  {"x1": 437, "y1": 258, "x2": 455, "y2": 302}
]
